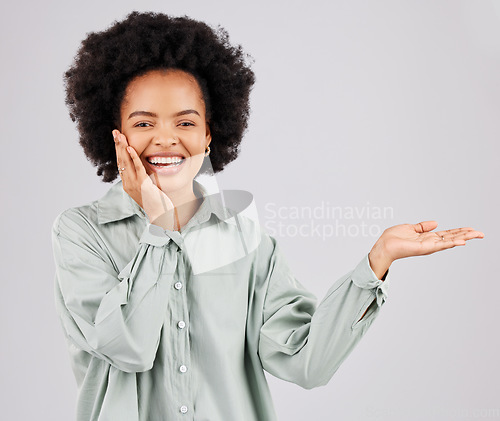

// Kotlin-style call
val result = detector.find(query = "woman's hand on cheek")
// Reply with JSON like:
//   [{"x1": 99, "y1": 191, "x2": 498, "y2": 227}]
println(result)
[{"x1": 112, "y1": 130, "x2": 176, "y2": 230}]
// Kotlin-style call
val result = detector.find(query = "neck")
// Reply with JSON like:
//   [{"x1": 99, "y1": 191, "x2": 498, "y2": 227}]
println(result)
[{"x1": 165, "y1": 182, "x2": 203, "y2": 230}]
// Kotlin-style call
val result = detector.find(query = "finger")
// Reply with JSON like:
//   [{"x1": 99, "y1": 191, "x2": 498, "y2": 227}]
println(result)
[
  {"x1": 414, "y1": 220, "x2": 438, "y2": 233},
  {"x1": 127, "y1": 146, "x2": 148, "y2": 179},
  {"x1": 439, "y1": 241, "x2": 464, "y2": 252},
  {"x1": 421, "y1": 238, "x2": 464, "y2": 256},
  {"x1": 419, "y1": 228, "x2": 484, "y2": 256},
  {"x1": 436, "y1": 228, "x2": 485, "y2": 241},
  {"x1": 114, "y1": 131, "x2": 136, "y2": 179},
  {"x1": 435, "y1": 227, "x2": 475, "y2": 237},
  {"x1": 447, "y1": 237, "x2": 466, "y2": 246},
  {"x1": 113, "y1": 130, "x2": 127, "y2": 168},
  {"x1": 430, "y1": 231, "x2": 482, "y2": 250},
  {"x1": 112, "y1": 131, "x2": 125, "y2": 174},
  {"x1": 423, "y1": 232, "x2": 461, "y2": 244},
  {"x1": 450, "y1": 230, "x2": 485, "y2": 241}
]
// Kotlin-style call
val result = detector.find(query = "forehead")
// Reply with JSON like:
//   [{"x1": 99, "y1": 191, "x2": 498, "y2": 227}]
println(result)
[{"x1": 121, "y1": 69, "x2": 205, "y2": 111}]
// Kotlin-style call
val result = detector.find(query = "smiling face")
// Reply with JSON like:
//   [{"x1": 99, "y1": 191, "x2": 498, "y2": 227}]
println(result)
[{"x1": 119, "y1": 69, "x2": 211, "y2": 196}]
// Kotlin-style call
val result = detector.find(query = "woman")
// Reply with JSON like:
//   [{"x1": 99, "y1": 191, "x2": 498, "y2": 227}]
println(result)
[{"x1": 52, "y1": 11, "x2": 484, "y2": 421}]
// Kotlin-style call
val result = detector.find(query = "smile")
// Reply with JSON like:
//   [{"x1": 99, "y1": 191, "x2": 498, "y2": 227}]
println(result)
[
  {"x1": 147, "y1": 156, "x2": 185, "y2": 166},
  {"x1": 145, "y1": 156, "x2": 187, "y2": 175}
]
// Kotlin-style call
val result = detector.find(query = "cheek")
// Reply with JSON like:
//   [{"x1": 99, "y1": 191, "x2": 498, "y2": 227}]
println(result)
[
  {"x1": 128, "y1": 140, "x2": 151, "y2": 171},
  {"x1": 185, "y1": 133, "x2": 208, "y2": 153},
  {"x1": 126, "y1": 135, "x2": 148, "y2": 156}
]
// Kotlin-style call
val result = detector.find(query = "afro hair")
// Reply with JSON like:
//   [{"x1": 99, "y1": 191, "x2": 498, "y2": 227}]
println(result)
[{"x1": 64, "y1": 11, "x2": 255, "y2": 182}]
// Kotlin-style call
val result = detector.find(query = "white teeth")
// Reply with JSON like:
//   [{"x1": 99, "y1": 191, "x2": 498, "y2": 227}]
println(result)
[{"x1": 148, "y1": 156, "x2": 184, "y2": 164}]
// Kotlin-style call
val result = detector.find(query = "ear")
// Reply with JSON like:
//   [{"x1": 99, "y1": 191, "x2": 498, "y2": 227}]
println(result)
[{"x1": 205, "y1": 122, "x2": 212, "y2": 147}]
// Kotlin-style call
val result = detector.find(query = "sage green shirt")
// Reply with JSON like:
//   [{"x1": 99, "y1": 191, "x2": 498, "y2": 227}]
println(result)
[{"x1": 51, "y1": 179, "x2": 390, "y2": 421}]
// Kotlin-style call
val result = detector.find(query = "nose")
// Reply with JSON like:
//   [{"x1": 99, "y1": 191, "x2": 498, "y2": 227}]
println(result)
[{"x1": 153, "y1": 127, "x2": 179, "y2": 146}]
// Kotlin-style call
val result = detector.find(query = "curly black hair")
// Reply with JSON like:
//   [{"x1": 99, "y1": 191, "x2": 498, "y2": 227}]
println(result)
[{"x1": 64, "y1": 11, "x2": 255, "y2": 182}]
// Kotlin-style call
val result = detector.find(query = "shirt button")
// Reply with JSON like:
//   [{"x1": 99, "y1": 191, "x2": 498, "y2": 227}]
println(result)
[
  {"x1": 174, "y1": 282, "x2": 183, "y2": 290},
  {"x1": 177, "y1": 320, "x2": 186, "y2": 329},
  {"x1": 180, "y1": 405, "x2": 188, "y2": 414},
  {"x1": 179, "y1": 365, "x2": 187, "y2": 373}
]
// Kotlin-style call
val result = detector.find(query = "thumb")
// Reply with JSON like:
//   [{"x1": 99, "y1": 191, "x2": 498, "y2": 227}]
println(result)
[{"x1": 414, "y1": 220, "x2": 438, "y2": 233}]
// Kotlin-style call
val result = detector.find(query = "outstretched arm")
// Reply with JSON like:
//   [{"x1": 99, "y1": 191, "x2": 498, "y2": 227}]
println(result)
[{"x1": 257, "y1": 221, "x2": 484, "y2": 389}]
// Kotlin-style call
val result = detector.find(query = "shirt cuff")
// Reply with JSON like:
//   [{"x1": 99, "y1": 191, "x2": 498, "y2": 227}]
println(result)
[{"x1": 350, "y1": 254, "x2": 390, "y2": 307}]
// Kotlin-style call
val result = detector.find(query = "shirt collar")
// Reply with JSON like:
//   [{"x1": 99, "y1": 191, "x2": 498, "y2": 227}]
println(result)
[{"x1": 97, "y1": 179, "x2": 232, "y2": 225}]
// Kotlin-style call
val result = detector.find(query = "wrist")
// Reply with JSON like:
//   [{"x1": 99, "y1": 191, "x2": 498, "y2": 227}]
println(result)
[
  {"x1": 150, "y1": 210, "x2": 176, "y2": 231},
  {"x1": 368, "y1": 241, "x2": 393, "y2": 280}
]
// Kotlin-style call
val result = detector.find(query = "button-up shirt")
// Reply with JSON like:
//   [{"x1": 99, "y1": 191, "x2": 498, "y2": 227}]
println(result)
[{"x1": 51, "y1": 179, "x2": 390, "y2": 421}]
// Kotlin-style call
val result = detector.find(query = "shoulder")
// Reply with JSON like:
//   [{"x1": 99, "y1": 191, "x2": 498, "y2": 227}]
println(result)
[
  {"x1": 50, "y1": 201, "x2": 108, "y2": 265},
  {"x1": 52, "y1": 181, "x2": 127, "y2": 238},
  {"x1": 51, "y1": 201, "x2": 99, "y2": 239}
]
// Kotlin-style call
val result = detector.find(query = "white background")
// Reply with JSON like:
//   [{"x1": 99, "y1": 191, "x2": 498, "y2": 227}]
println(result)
[{"x1": 1, "y1": 1, "x2": 498, "y2": 420}]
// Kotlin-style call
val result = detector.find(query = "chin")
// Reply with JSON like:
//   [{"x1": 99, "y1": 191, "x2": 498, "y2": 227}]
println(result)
[{"x1": 156, "y1": 174, "x2": 196, "y2": 193}]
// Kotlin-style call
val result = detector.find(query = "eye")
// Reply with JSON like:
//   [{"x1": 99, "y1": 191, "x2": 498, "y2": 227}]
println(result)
[
  {"x1": 179, "y1": 122, "x2": 195, "y2": 127},
  {"x1": 134, "y1": 122, "x2": 152, "y2": 128}
]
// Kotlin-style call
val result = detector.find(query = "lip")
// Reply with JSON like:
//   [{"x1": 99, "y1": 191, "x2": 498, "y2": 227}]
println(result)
[
  {"x1": 145, "y1": 156, "x2": 187, "y2": 176},
  {"x1": 145, "y1": 151, "x2": 186, "y2": 159}
]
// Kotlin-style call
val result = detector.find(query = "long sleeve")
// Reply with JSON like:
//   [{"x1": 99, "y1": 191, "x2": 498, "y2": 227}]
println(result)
[
  {"x1": 258, "y1": 237, "x2": 389, "y2": 390},
  {"x1": 52, "y1": 209, "x2": 178, "y2": 373}
]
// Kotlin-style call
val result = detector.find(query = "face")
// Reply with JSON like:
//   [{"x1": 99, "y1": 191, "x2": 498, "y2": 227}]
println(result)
[{"x1": 119, "y1": 69, "x2": 211, "y2": 195}]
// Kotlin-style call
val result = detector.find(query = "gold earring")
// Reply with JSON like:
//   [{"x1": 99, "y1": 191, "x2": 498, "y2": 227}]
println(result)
[{"x1": 204, "y1": 145, "x2": 211, "y2": 157}]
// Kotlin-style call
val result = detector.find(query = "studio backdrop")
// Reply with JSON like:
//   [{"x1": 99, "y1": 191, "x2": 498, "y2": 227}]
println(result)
[{"x1": 1, "y1": 1, "x2": 498, "y2": 420}]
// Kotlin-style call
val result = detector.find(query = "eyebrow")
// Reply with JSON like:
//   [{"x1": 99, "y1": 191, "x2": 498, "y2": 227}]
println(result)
[{"x1": 127, "y1": 109, "x2": 201, "y2": 120}]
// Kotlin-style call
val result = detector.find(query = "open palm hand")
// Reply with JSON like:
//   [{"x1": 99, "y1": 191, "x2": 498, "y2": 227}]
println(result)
[
  {"x1": 368, "y1": 221, "x2": 484, "y2": 279},
  {"x1": 381, "y1": 220, "x2": 484, "y2": 261}
]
